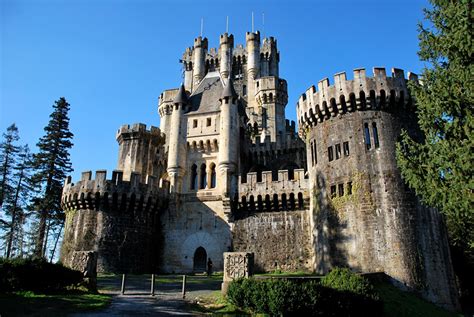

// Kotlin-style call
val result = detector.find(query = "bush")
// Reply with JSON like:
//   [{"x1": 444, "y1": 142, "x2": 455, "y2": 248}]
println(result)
[
  {"x1": 0, "y1": 258, "x2": 83, "y2": 293},
  {"x1": 226, "y1": 269, "x2": 383, "y2": 316},
  {"x1": 320, "y1": 267, "x2": 378, "y2": 300}
]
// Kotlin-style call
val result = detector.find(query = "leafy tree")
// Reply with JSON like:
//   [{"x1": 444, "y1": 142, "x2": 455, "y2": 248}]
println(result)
[
  {"x1": 0, "y1": 124, "x2": 21, "y2": 211},
  {"x1": 396, "y1": 0, "x2": 473, "y2": 296},
  {"x1": 31, "y1": 97, "x2": 74, "y2": 258},
  {"x1": 3, "y1": 145, "x2": 35, "y2": 258}
]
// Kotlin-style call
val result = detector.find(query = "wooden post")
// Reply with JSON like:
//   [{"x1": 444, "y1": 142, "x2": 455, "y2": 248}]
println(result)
[
  {"x1": 121, "y1": 274, "x2": 126, "y2": 295},
  {"x1": 150, "y1": 274, "x2": 155, "y2": 296},
  {"x1": 181, "y1": 275, "x2": 187, "y2": 299}
]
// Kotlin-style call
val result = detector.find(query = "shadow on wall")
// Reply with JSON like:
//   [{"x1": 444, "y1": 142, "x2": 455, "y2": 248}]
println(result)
[{"x1": 312, "y1": 171, "x2": 356, "y2": 274}]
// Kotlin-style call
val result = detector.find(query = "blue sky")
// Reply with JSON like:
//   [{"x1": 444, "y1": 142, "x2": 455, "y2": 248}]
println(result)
[{"x1": 1, "y1": 0, "x2": 429, "y2": 181}]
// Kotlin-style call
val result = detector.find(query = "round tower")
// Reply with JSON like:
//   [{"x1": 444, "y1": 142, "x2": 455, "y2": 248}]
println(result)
[
  {"x1": 245, "y1": 31, "x2": 260, "y2": 80},
  {"x1": 60, "y1": 170, "x2": 166, "y2": 273},
  {"x1": 218, "y1": 78, "x2": 239, "y2": 198},
  {"x1": 298, "y1": 67, "x2": 458, "y2": 310},
  {"x1": 166, "y1": 84, "x2": 188, "y2": 193},
  {"x1": 192, "y1": 36, "x2": 208, "y2": 90},
  {"x1": 219, "y1": 33, "x2": 234, "y2": 79}
]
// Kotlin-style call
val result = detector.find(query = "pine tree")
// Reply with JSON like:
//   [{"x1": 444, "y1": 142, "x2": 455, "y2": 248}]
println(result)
[
  {"x1": 31, "y1": 97, "x2": 74, "y2": 258},
  {"x1": 0, "y1": 124, "x2": 20, "y2": 211},
  {"x1": 396, "y1": 1, "x2": 473, "y2": 254},
  {"x1": 4, "y1": 145, "x2": 34, "y2": 258}
]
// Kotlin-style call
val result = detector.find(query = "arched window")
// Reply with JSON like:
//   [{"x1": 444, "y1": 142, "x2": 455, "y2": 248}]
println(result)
[
  {"x1": 289, "y1": 193, "x2": 296, "y2": 210},
  {"x1": 265, "y1": 194, "x2": 271, "y2": 211},
  {"x1": 372, "y1": 122, "x2": 380, "y2": 148},
  {"x1": 298, "y1": 192, "x2": 304, "y2": 209},
  {"x1": 281, "y1": 194, "x2": 288, "y2": 211},
  {"x1": 257, "y1": 195, "x2": 263, "y2": 212},
  {"x1": 200, "y1": 164, "x2": 207, "y2": 189},
  {"x1": 210, "y1": 164, "x2": 216, "y2": 188},
  {"x1": 191, "y1": 164, "x2": 198, "y2": 189}
]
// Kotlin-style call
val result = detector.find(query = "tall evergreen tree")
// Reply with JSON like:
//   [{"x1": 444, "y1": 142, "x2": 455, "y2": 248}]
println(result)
[
  {"x1": 396, "y1": 2, "x2": 473, "y2": 301},
  {"x1": 31, "y1": 97, "x2": 74, "y2": 258},
  {"x1": 4, "y1": 145, "x2": 34, "y2": 258},
  {"x1": 0, "y1": 124, "x2": 21, "y2": 211}
]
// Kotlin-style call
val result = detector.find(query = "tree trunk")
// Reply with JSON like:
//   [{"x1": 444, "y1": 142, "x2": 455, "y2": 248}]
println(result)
[
  {"x1": 34, "y1": 211, "x2": 47, "y2": 258},
  {"x1": 50, "y1": 221, "x2": 64, "y2": 262},
  {"x1": 6, "y1": 168, "x2": 23, "y2": 258}
]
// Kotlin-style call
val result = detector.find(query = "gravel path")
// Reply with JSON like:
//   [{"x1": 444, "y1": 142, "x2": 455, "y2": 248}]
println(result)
[{"x1": 70, "y1": 275, "x2": 221, "y2": 316}]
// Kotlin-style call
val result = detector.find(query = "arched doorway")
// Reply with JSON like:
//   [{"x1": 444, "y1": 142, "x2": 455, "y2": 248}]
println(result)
[{"x1": 193, "y1": 247, "x2": 207, "y2": 272}]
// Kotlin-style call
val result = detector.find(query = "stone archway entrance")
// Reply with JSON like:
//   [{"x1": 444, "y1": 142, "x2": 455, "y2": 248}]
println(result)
[{"x1": 193, "y1": 246, "x2": 207, "y2": 272}]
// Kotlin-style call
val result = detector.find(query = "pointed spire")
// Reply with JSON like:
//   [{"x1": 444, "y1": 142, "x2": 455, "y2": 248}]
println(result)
[
  {"x1": 221, "y1": 78, "x2": 237, "y2": 100},
  {"x1": 173, "y1": 84, "x2": 188, "y2": 104}
]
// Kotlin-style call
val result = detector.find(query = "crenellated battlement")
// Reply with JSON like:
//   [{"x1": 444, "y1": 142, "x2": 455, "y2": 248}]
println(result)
[
  {"x1": 194, "y1": 36, "x2": 208, "y2": 49},
  {"x1": 62, "y1": 170, "x2": 168, "y2": 212},
  {"x1": 238, "y1": 169, "x2": 308, "y2": 197},
  {"x1": 116, "y1": 123, "x2": 162, "y2": 138},
  {"x1": 255, "y1": 77, "x2": 288, "y2": 105},
  {"x1": 296, "y1": 67, "x2": 418, "y2": 136}
]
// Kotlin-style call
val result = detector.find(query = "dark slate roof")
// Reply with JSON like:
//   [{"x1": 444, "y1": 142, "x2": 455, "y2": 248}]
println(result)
[
  {"x1": 221, "y1": 78, "x2": 237, "y2": 99},
  {"x1": 188, "y1": 72, "x2": 223, "y2": 114},
  {"x1": 173, "y1": 84, "x2": 188, "y2": 104}
]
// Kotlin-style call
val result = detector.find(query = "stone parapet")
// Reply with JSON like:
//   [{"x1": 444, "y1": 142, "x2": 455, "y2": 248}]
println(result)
[
  {"x1": 62, "y1": 170, "x2": 167, "y2": 212},
  {"x1": 239, "y1": 169, "x2": 308, "y2": 197},
  {"x1": 297, "y1": 67, "x2": 419, "y2": 137}
]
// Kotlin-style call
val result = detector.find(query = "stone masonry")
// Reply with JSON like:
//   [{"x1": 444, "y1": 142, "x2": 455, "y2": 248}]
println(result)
[{"x1": 60, "y1": 30, "x2": 459, "y2": 310}]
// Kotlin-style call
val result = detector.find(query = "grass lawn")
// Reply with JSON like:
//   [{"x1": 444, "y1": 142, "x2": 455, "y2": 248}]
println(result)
[
  {"x1": 374, "y1": 282, "x2": 461, "y2": 317},
  {"x1": 0, "y1": 291, "x2": 111, "y2": 316}
]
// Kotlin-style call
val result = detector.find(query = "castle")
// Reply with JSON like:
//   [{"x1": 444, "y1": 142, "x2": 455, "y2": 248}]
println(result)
[{"x1": 60, "y1": 31, "x2": 459, "y2": 309}]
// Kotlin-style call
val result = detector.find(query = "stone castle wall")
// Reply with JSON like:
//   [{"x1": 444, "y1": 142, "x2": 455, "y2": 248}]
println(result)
[
  {"x1": 233, "y1": 210, "x2": 313, "y2": 272},
  {"x1": 60, "y1": 170, "x2": 166, "y2": 273},
  {"x1": 299, "y1": 67, "x2": 459, "y2": 310}
]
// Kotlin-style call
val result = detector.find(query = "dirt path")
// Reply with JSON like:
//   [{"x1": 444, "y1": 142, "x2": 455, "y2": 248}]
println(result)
[{"x1": 70, "y1": 275, "x2": 220, "y2": 316}]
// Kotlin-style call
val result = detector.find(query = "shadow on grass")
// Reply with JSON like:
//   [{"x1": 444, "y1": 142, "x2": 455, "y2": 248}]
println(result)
[{"x1": 0, "y1": 292, "x2": 111, "y2": 317}]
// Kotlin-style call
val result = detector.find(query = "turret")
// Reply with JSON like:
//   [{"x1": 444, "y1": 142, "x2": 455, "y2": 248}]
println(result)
[
  {"x1": 116, "y1": 124, "x2": 164, "y2": 183},
  {"x1": 166, "y1": 84, "x2": 188, "y2": 193},
  {"x1": 245, "y1": 31, "x2": 261, "y2": 119},
  {"x1": 218, "y1": 79, "x2": 239, "y2": 199},
  {"x1": 245, "y1": 31, "x2": 260, "y2": 80},
  {"x1": 261, "y1": 37, "x2": 279, "y2": 77},
  {"x1": 182, "y1": 47, "x2": 194, "y2": 92},
  {"x1": 192, "y1": 36, "x2": 208, "y2": 91},
  {"x1": 219, "y1": 33, "x2": 234, "y2": 79}
]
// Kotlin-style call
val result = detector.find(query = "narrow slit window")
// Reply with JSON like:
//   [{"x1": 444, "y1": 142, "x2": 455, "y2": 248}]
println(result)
[
  {"x1": 343, "y1": 141, "x2": 350, "y2": 156},
  {"x1": 313, "y1": 141, "x2": 317, "y2": 164},
  {"x1": 330, "y1": 185, "x2": 337, "y2": 198},
  {"x1": 364, "y1": 123, "x2": 371, "y2": 150},
  {"x1": 335, "y1": 144, "x2": 341, "y2": 159},
  {"x1": 338, "y1": 183, "x2": 344, "y2": 196},
  {"x1": 190, "y1": 164, "x2": 198, "y2": 190},
  {"x1": 310, "y1": 141, "x2": 315, "y2": 166},
  {"x1": 328, "y1": 146, "x2": 334, "y2": 162},
  {"x1": 372, "y1": 122, "x2": 380, "y2": 148},
  {"x1": 243, "y1": 85, "x2": 247, "y2": 96},
  {"x1": 347, "y1": 182, "x2": 353, "y2": 195}
]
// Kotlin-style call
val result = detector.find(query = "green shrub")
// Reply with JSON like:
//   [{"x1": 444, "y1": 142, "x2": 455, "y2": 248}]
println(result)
[
  {"x1": 320, "y1": 267, "x2": 378, "y2": 299},
  {"x1": 226, "y1": 269, "x2": 383, "y2": 316},
  {"x1": 0, "y1": 258, "x2": 83, "y2": 293}
]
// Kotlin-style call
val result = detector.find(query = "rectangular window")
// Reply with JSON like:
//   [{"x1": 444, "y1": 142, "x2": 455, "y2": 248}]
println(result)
[
  {"x1": 193, "y1": 119, "x2": 198, "y2": 128},
  {"x1": 347, "y1": 182, "x2": 353, "y2": 195},
  {"x1": 364, "y1": 123, "x2": 371, "y2": 150},
  {"x1": 206, "y1": 117, "x2": 212, "y2": 127},
  {"x1": 338, "y1": 183, "x2": 344, "y2": 196},
  {"x1": 243, "y1": 85, "x2": 247, "y2": 96},
  {"x1": 330, "y1": 185, "x2": 337, "y2": 198},
  {"x1": 335, "y1": 144, "x2": 341, "y2": 159},
  {"x1": 372, "y1": 122, "x2": 380, "y2": 148},
  {"x1": 343, "y1": 141, "x2": 350, "y2": 156},
  {"x1": 328, "y1": 146, "x2": 334, "y2": 162},
  {"x1": 313, "y1": 141, "x2": 317, "y2": 164}
]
